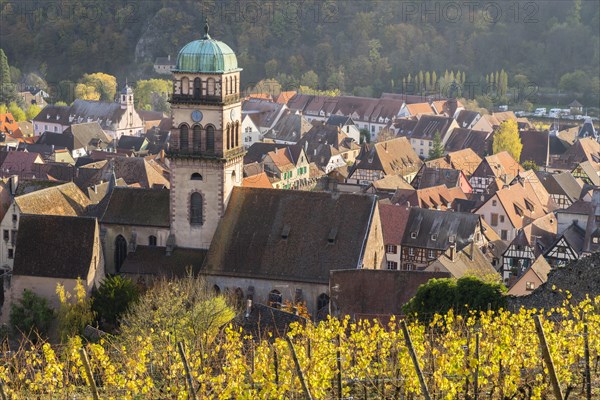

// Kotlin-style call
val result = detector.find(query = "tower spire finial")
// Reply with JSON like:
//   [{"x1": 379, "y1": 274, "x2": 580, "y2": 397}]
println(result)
[{"x1": 204, "y1": 17, "x2": 210, "y2": 39}]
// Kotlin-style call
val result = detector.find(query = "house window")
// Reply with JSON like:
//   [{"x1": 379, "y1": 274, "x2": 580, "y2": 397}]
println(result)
[
  {"x1": 491, "y1": 213, "x2": 499, "y2": 226},
  {"x1": 428, "y1": 250, "x2": 435, "y2": 258},
  {"x1": 409, "y1": 248, "x2": 414, "y2": 256},
  {"x1": 501, "y1": 230, "x2": 508, "y2": 240},
  {"x1": 268, "y1": 290, "x2": 282, "y2": 308},
  {"x1": 317, "y1": 293, "x2": 329, "y2": 312},
  {"x1": 148, "y1": 235, "x2": 157, "y2": 246},
  {"x1": 191, "y1": 173, "x2": 203, "y2": 180},
  {"x1": 12, "y1": 214, "x2": 17, "y2": 224},
  {"x1": 7, "y1": 249, "x2": 13, "y2": 259},
  {"x1": 386, "y1": 244, "x2": 397, "y2": 254},
  {"x1": 387, "y1": 261, "x2": 398, "y2": 270},
  {"x1": 500, "y1": 215, "x2": 505, "y2": 223},
  {"x1": 526, "y1": 281, "x2": 535, "y2": 291},
  {"x1": 492, "y1": 200, "x2": 497, "y2": 206},
  {"x1": 593, "y1": 237, "x2": 599, "y2": 244},
  {"x1": 190, "y1": 192, "x2": 203, "y2": 225},
  {"x1": 2, "y1": 230, "x2": 7, "y2": 242}
]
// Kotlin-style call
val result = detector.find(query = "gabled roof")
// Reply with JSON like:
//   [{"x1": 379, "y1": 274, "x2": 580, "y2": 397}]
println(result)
[
  {"x1": 412, "y1": 166, "x2": 463, "y2": 190},
  {"x1": 0, "y1": 113, "x2": 19, "y2": 134},
  {"x1": 507, "y1": 255, "x2": 551, "y2": 294},
  {"x1": 535, "y1": 171, "x2": 583, "y2": 202},
  {"x1": 75, "y1": 157, "x2": 169, "y2": 189},
  {"x1": 242, "y1": 99, "x2": 285, "y2": 128},
  {"x1": 487, "y1": 181, "x2": 549, "y2": 230},
  {"x1": 455, "y1": 110, "x2": 481, "y2": 128},
  {"x1": 121, "y1": 246, "x2": 207, "y2": 277},
  {"x1": 554, "y1": 137, "x2": 600, "y2": 170},
  {"x1": 546, "y1": 222, "x2": 585, "y2": 256},
  {"x1": 521, "y1": 213, "x2": 558, "y2": 256},
  {"x1": 379, "y1": 203, "x2": 411, "y2": 245},
  {"x1": 410, "y1": 115, "x2": 455, "y2": 140},
  {"x1": 444, "y1": 128, "x2": 492, "y2": 158},
  {"x1": 203, "y1": 187, "x2": 378, "y2": 283},
  {"x1": 13, "y1": 215, "x2": 98, "y2": 279},
  {"x1": 391, "y1": 118, "x2": 419, "y2": 137},
  {"x1": 117, "y1": 135, "x2": 148, "y2": 151},
  {"x1": 325, "y1": 115, "x2": 355, "y2": 127},
  {"x1": 101, "y1": 187, "x2": 169, "y2": 227},
  {"x1": 404, "y1": 102, "x2": 435, "y2": 116},
  {"x1": 519, "y1": 130, "x2": 549, "y2": 167},
  {"x1": 262, "y1": 111, "x2": 312, "y2": 143},
  {"x1": 427, "y1": 245, "x2": 496, "y2": 279},
  {"x1": 401, "y1": 208, "x2": 480, "y2": 251},
  {"x1": 32, "y1": 105, "x2": 70, "y2": 125},
  {"x1": 474, "y1": 151, "x2": 523, "y2": 183},
  {"x1": 275, "y1": 91, "x2": 297, "y2": 104},
  {"x1": 446, "y1": 148, "x2": 483, "y2": 177},
  {"x1": 68, "y1": 100, "x2": 126, "y2": 131},
  {"x1": 370, "y1": 174, "x2": 413, "y2": 192},
  {"x1": 63, "y1": 122, "x2": 112, "y2": 150},
  {"x1": 14, "y1": 181, "x2": 91, "y2": 216},
  {"x1": 349, "y1": 137, "x2": 422, "y2": 177},
  {"x1": 1, "y1": 151, "x2": 45, "y2": 177},
  {"x1": 244, "y1": 142, "x2": 288, "y2": 164},
  {"x1": 242, "y1": 172, "x2": 273, "y2": 189}
]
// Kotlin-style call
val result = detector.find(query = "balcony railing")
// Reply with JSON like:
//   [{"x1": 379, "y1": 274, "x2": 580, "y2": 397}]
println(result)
[{"x1": 170, "y1": 93, "x2": 240, "y2": 106}]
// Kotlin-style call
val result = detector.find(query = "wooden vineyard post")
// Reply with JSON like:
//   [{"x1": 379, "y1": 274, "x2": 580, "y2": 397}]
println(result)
[
  {"x1": 286, "y1": 336, "x2": 314, "y2": 400},
  {"x1": 79, "y1": 348, "x2": 100, "y2": 400},
  {"x1": 177, "y1": 341, "x2": 197, "y2": 400},
  {"x1": 474, "y1": 332, "x2": 480, "y2": 400},
  {"x1": 584, "y1": 322, "x2": 592, "y2": 400},
  {"x1": 401, "y1": 320, "x2": 431, "y2": 400},
  {"x1": 533, "y1": 315, "x2": 563, "y2": 400},
  {"x1": 336, "y1": 334, "x2": 343, "y2": 400}
]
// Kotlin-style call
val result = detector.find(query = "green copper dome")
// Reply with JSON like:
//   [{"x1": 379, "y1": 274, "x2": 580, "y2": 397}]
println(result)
[{"x1": 175, "y1": 22, "x2": 240, "y2": 74}]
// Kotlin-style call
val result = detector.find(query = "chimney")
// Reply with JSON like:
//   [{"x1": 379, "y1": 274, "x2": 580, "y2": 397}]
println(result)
[
  {"x1": 168, "y1": 54, "x2": 171, "y2": 61},
  {"x1": 450, "y1": 243, "x2": 456, "y2": 262}
]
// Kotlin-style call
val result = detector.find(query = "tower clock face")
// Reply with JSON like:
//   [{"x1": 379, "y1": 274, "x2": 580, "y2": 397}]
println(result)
[
  {"x1": 230, "y1": 108, "x2": 239, "y2": 121},
  {"x1": 191, "y1": 110, "x2": 203, "y2": 122}
]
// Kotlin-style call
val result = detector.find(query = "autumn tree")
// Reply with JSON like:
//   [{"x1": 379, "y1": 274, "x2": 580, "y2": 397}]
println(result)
[
  {"x1": 300, "y1": 70, "x2": 319, "y2": 89},
  {"x1": 8, "y1": 101, "x2": 25, "y2": 121},
  {"x1": 76, "y1": 72, "x2": 117, "y2": 101},
  {"x1": 134, "y1": 79, "x2": 171, "y2": 112},
  {"x1": 493, "y1": 120, "x2": 523, "y2": 161},
  {"x1": 56, "y1": 279, "x2": 95, "y2": 342},
  {"x1": 25, "y1": 104, "x2": 41, "y2": 120}
]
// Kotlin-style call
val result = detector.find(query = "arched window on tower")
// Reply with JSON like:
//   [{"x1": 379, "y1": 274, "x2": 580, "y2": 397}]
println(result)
[
  {"x1": 191, "y1": 173, "x2": 203, "y2": 180},
  {"x1": 206, "y1": 125, "x2": 215, "y2": 153},
  {"x1": 193, "y1": 125, "x2": 202, "y2": 152},
  {"x1": 233, "y1": 76, "x2": 237, "y2": 94},
  {"x1": 181, "y1": 77, "x2": 189, "y2": 95},
  {"x1": 179, "y1": 124, "x2": 190, "y2": 151},
  {"x1": 235, "y1": 121, "x2": 240, "y2": 147},
  {"x1": 225, "y1": 77, "x2": 230, "y2": 95},
  {"x1": 179, "y1": 124, "x2": 189, "y2": 151},
  {"x1": 114, "y1": 235, "x2": 127, "y2": 273},
  {"x1": 190, "y1": 192, "x2": 203, "y2": 225},
  {"x1": 226, "y1": 124, "x2": 231, "y2": 149},
  {"x1": 207, "y1": 78, "x2": 215, "y2": 95},
  {"x1": 193, "y1": 78, "x2": 201, "y2": 99}
]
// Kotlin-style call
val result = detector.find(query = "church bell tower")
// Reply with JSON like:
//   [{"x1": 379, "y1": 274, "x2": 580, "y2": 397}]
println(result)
[{"x1": 168, "y1": 20, "x2": 244, "y2": 249}]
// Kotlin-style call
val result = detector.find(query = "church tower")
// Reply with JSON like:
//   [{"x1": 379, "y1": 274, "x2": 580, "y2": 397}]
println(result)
[{"x1": 168, "y1": 21, "x2": 244, "y2": 250}]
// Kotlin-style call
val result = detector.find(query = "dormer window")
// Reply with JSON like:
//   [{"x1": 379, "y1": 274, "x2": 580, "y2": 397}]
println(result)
[
  {"x1": 449, "y1": 235, "x2": 456, "y2": 243},
  {"x1": 411, "y1": 232, "x2": 417, "y2": 239},
  {"x1": 431, "y1": 234, "x2": 438, "y2": 241}
]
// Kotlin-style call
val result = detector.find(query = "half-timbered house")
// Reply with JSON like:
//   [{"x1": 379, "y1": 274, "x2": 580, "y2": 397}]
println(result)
[{"x1": 544, "y1": 222, "x2": 585, "y2": 267}]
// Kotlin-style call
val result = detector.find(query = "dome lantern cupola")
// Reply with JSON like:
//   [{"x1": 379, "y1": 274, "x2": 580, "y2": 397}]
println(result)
[{"x1": 174, "y1": 19, "x2": 241, "y2": 74}]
